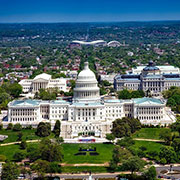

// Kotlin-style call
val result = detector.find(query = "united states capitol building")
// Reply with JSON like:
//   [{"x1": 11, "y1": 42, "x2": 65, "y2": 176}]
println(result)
[
  {"x1": 7, "y1": 62, "x2": 175, "y2": 139},
  {"x1": 114, "y1": 61, "x2": 180, "y2": 96}
]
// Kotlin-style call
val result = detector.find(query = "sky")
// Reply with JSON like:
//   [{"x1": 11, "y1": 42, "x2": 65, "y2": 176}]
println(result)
[{"x1": 0, "y1": 0, "x2": 180, "y2": 23}]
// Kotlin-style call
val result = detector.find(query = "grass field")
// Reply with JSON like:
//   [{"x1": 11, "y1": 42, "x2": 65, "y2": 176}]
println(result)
[
  {"x1": 0, "y1": 129, "x2": 54, "y2": 144},
  {"x1": 132, "y1": 140, "x2": 164, "y2": 153},
  {"x1": 0, "y1": 143, "x2": 114, "y2": 163},
  {"x1": 132, "y1": 128, "x2": 165, "y2": 140},
  {"x1": 0, "y1": 143, "x2": 39, "y2": 161},
  {"x1": 62, "y1": 143, "x2": 114, "y2": 164}
]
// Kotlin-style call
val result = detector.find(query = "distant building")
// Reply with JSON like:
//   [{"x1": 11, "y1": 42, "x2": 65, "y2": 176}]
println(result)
[
  {"x1": 114, "y1": 61, "x2": 180, "y2": 96},
  {"x1": 100, "y1": 74, "x2": 116, "y2": 84},
  {"x1": 107, "y1": 41, "x2": 121, "y2": 47},
  {"x1": 71, "y1": 40, "x2": 107, "y2": 47},
  {"x1": 19, "y1": 73, "x2": 67, "y2": 93}
]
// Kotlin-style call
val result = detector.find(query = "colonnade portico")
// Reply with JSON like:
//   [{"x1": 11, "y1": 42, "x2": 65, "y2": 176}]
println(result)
[{"x1": 32, "y1": 81, "x2": 48, "y2": 92}]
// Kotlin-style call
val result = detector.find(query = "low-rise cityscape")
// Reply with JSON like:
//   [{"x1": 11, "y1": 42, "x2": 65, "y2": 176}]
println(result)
[{"x1": 1, "y1": 1, "x2": 180, "y2": 179}]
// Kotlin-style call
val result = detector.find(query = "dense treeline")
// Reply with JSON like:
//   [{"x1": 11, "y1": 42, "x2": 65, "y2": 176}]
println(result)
[
  {"x1": 118, "y1": 89, "x2": 145, "y2": 99},
  {"x1": 0, "y1": 82, "x2": 22, "y2": 110},
  {"x1": 163, "y1": 86, "x2": 180, "y2": 112}
]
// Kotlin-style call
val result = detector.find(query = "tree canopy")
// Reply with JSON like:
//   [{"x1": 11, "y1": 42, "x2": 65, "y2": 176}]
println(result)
[
  {"x1": 111, "y1": 117, "x2": 141, "y2": 138},
  {"x1": 1, "y1": 162, "x2": 20, "y2": 180}
]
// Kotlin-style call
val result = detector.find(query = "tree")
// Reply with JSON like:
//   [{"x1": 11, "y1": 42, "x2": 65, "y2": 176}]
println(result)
[
  {"x1": 167, "y1": 97, "x2": 177, "y2": 107},
  {"x1": 101, "y1": 80, "x2": 111, "y2": 86},
  {"x1": 8, "y1": 83, "x2": 22, "y2": 98},
  {"x1": 117, "y1": 137, "x2": 135, "y2": 148},
  {"x1": 39, "y1": 138, "x2": 63, "y2": 162},
  {"x1": 7, "y1": 123, "x2": 13, "y2": 130},
  {"x1": 0, "y1": 123, "x2": 3, "y2": 130},
  {"x1": 106, "y1": 133, "x2": 115, "y2": 143},
  {"x1": 53, "y1": 120, "x2": 61, "y2": 137},
  {"x1": 122, "y1": 156, "x2": 145, "y2": 174},
  {"x1": 143, "y1": 166, "x2": 157, "y2": 180},
  {"x1": 159, "y1": 128, "x2": 178, "y2": 145},
  {"x1": 36, "y1": 122, "x2": 51, "y2": 137},
  {"x1": 172, "y1": 138, "x2": 180, "y2": 152},
  {"x1": 31, "y1": 159, "x2": 49, "y2": 179},
  {"x1": 159, "y1": 146, "x2": 177, "y2": 164},
  {"x1": 111, "y1": 117, "x2": 141, "y2": 138},
  {"x1": 1, "y1": 162, "x2": 20, "y2": 180},
  {"x1": 49, "y1": 162, "x2": 61, "y2": 173},
  {"x1": 13, "y1": 151, "x2": 26, "y2": 162},
  {"x1": 20, "y1": 140, "x2": 27, "y2": 149},
  {"x1": 17, "y1": 132, "x2": 23, "y2": 141},
  {"x1": 55, "y1": 137, "x2": 64, "y2": 144},
  {"x1": 27, "y1": 145, "x2": 41, "y2": 162},
  {"x1": 111, "y1": 146, "x2": 132, "y2": 165},
  {"x1": 13, "y1": 123, "x2": 22, "y2": 131},
  {"x1": 118, "y1": 89, "x2": 131, "y2": 99}
]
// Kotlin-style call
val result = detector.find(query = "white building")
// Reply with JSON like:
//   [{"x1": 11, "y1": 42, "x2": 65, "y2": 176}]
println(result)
[
  {"x1": 7, "y1": 62, "x2": 176, "y2": 139},
  {"x1": 131, "y1": 65, "x2": 180, "y2": 75},
  {"x1": 19, "y1": 73, "x2": 67, "y2": 93},
  {"x1": 114, "y1": 61, "x2": 180, "y2": 96}
]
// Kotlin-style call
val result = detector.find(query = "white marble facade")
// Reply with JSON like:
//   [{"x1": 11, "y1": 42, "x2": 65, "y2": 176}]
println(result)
[{"x1": 8, "y1": 62, "x2": 176, "y2": 139}]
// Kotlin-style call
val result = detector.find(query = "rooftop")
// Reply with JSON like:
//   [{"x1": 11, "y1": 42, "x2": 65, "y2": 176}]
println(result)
[
  {"x1": 10, "y1": 99, "x2": 41, "y2": 106},
  {"x1": 133, "y1": 97, "x2": 164, "y2": 105}
]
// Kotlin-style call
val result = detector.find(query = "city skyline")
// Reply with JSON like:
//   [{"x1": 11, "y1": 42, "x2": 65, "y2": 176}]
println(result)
[{"x1": 0, "y1": 0, "x2": 180, "y2": 23}]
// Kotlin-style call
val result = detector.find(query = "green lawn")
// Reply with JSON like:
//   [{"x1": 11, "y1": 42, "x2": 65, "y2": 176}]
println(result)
[
  {"x1": 0, "y1": 143, "x2": 39, "y2": 161},
  {"x1": 132, "y1": 140, "x2": 164, "y2": 153},
  {"x1": 0, "y1": 129, "x2": 54, "y2": 144},
  {"x1": 132, "y1": 128, "x2": 165, "y2": 140},
  {"x1": 62, "y1": 143, "x2": 114, "y2": 164},
  {"x1": 0, "y1": 143, "x2": 114, "y2": 163}
]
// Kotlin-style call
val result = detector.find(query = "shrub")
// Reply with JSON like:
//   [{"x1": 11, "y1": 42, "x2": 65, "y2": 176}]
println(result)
[
  {"x1": 160, "y1": 158, "x2": 167, "y2": 165},
  {"x1": 20, "y1": 140, "x2": 27, "y2": 149},
  {"x1": 0, "y1": 155, "x2": 6, "y2": 162},
  {"x1": 17, "y1": 132, "x2": 23, "y2": 141},
  {"x1": 0, "y1": 123, "x2": 3, "y2": 130},
  {"x1": 13, "y1": 151, "x2": 26, "y2": 162},
  {"x1": 7, "y1": 123, "x2": 13, "y2": 130},
  {"x1": 48, "y1": 162, "x2": 61, "y2": 173},
  {"x1": 13, "y1": 123, "x2": 22, "y2": 131}
]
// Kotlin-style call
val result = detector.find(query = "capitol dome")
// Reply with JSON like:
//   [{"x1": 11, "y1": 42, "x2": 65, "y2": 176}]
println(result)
[
  {"x1": 73, "y1": 62, "x2": 100, "y2": 103},
  {"x1": 77, "y1": 62, "x2": 97, "y2": 81}
]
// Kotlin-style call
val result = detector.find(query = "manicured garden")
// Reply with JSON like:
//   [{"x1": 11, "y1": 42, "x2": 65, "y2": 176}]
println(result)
[{"x1": 62, "y1": 143, "x2": 114, "y2": 164}]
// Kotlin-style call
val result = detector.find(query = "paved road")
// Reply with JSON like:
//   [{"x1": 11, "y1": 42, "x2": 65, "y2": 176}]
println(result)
[
  {"x1": 45, "y1": 172, "x2": 130, "y2": 179},
  {"x1": 156, "y1": 165, "x2": 180, "y2": 179}
]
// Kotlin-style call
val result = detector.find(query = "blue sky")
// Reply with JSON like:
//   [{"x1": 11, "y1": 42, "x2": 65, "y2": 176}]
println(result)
[{"x1": 0, "y1": 0, "x2": 180, "y2": 22}]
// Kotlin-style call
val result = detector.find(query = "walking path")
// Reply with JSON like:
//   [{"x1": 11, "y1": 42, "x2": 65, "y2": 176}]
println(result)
[
  {"x1": 60, "y1": 162, "x2": 109, "y2": 167},
  {"x1": 0, "y1": 139, "x2": 39, "y2": 146},
  {"x1": 133, "y1": 138, "x2": 164, "y2": 142}
]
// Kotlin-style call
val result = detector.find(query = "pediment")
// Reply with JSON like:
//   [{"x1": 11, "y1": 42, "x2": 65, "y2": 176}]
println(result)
[{"x1": 33, "y1": 78, "x2": 49, "y2": 82}]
